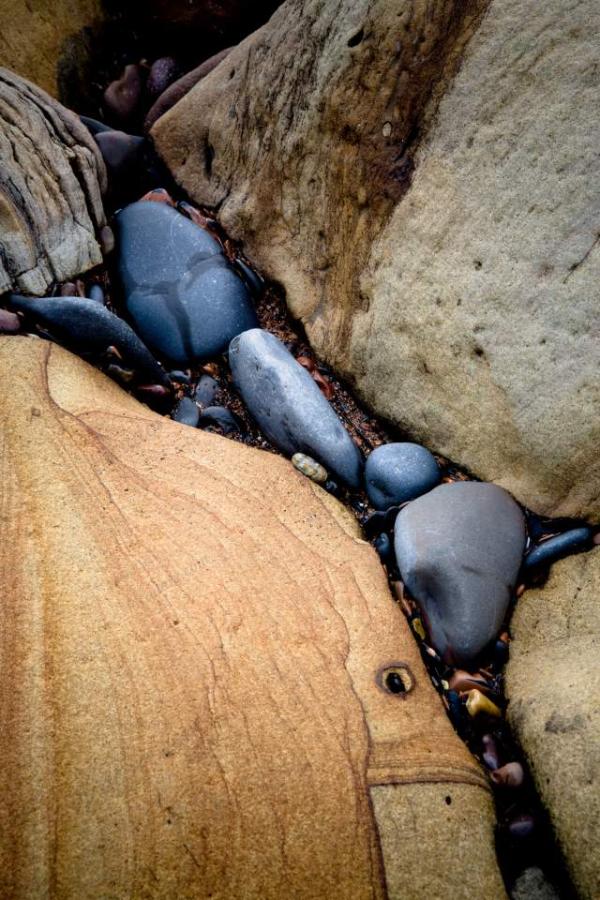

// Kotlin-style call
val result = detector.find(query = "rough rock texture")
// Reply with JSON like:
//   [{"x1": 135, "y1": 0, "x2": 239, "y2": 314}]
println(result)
[
  {"x1": 0, "y1": 0, "x2": 103, "y2": 97},
  {"x1": 0, "y1": 336, "x2": 505, "y2": 899},
  {"x1": 153, "y1": 0, "x2": 600, "y2": 521},
  {"x1": 506, "y1": 550, "x2": 600, "y2": 900},
  {"x1": 0, "y1": 68, "x2": 107, "y2": 295}
]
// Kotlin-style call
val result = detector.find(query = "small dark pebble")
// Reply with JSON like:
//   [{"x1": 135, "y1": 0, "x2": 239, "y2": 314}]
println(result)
[
  {"x1": 507, "y1": 814, "x2": 536, "y2": 840},
  {"x1": 491, "y1": 637, "x2": 510, "y2": 671},
  {"x1": 169, "y1": 369, "x2": 191, "y2": 384},
  {"x1": 481, "y1": 733, "x2": 503, "y2": 771},
  {"x1": 0, "y1": 308, "x2": 21, "y2": 333},
  {"x1": 445, "y1": 689, "x2": 468, "y2": 736},
  {"x1": 324, "y1": 479, "x2": 341, "y2": 497},
  {"x1": 80, "y1": 115, "x2": 113, "y2": 135},
  {"x1": 523, "y1": 527, "x2": 593, "y2": 571},
  {"x1": 194, "y1": 374, "x2": 219, "y2": 408},
  {"x1": 147, "y1": 57, "x2": 181, "y2": 99},
  {"x1": 171, "y1": 396, "x2": 200, "y2": 428},
  {"x1": 104, "y1": 64, "x2": 145, "y2": 125},
  {"x1": 374, "y1": 532, "x2": 395, "y2": 565},
  {"x1": 95, "y1": 131, "x2": 145, "y2": 181},
  {"x1": 88, "y1": 285, "x2": 105, "y2": 305},
  {"x1": 100, "y1": 225, "x2": 115, "y2": 255},
  {"x1": 106, "y1": 363, "x2": 135, "y2": 384},
  {"x1": 234, "y1": 258, "x2": 264, "y2": 298},
  {"x1": 198, "y1": 406, "x2": 244, "y2": 435}
]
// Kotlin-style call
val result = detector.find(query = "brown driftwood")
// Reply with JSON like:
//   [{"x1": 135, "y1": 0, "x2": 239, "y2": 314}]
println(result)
[
  {"x1": 0, "y1": 67, "x2": 107, "y2": 295},
  {"x1": 0, "y1": 336, "x2": 505, "y2": 898}
]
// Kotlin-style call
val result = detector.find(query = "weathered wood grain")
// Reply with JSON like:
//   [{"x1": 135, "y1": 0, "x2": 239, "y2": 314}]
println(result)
[{"x1": 0, "y1": 337, "x2": 504, "y2": 898}]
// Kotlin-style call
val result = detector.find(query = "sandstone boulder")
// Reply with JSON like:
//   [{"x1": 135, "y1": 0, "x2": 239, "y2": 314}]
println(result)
[
  {"x1": 153, "y1": 0, "x2": 600, "y2": 521},
  {"x1": 506, "y1": 550, "x2": 600, "y2": 900},
  {"x1": 0, "y1": 68, "x2": 107, "y2": 295},
  {"x1": 0, "y1": 336, "x2": 505, "y2": 898}
]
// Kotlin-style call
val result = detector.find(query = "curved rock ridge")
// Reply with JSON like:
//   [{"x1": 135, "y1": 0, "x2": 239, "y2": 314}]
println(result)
[
  {"x1": 153, "y1": 0, "x2": 600, "y2": 521},
  {"x1": 506, "y1": 550, "x2": 600, "y2": 900},
  {"x1": 0, "y1": 337, "x2": 505, "y2": 899}
]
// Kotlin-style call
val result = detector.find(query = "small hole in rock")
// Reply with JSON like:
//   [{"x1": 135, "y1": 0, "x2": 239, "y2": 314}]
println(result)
[
  {"x1": 348, "y1": 28, "x2": 364, "y2": 47},
  {"x1": 445, "y1": 796, "x2": 452, "y2": 805}
]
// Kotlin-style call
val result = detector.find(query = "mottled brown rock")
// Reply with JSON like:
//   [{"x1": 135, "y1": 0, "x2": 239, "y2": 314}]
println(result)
[
  {"x1": 0, "y1": 336, "x2": 505, "y2": 899},
  {"x1": 0, "y1": 68, "x2": 107, "y2": 295},
  {"x1": 0, "y1": 0, "x2": 102, "y2": 97},
  {"x1": 153, "y1": 0, "x2": 600, "y2": 521},
  {"x1": 506, "y1": 550, "x2": 600, "y2": 900}
]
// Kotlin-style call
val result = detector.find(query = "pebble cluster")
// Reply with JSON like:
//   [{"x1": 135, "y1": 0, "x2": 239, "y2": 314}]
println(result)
[{"x1": 0, "y1": 179, "x2": 596, "y2": 897}]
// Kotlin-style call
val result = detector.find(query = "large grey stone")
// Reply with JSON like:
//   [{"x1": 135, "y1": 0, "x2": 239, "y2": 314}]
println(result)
[
  {"x1": 394, "y1": 482, "x2": 525, "y2": 665},
  {"x1": 229, "y1": 329, "x2": 363, "y2": 488},
  {"x1": 153, "y1": 0, "x2": 600, "y2": 521}
]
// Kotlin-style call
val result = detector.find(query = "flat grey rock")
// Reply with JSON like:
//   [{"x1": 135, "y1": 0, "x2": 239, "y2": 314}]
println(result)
[
  {"x1": 115, "y1": 202, "x2": 258, "y2": 366},
  {"x1": 394, "y1": 482, "x2": 525, "y2": 665},
  {"x1": 229, "y1": 329, "x2": 363, "y2": 488},
  {"x1": 365, "y1": 442, "x2": 440, "y2": 509}
]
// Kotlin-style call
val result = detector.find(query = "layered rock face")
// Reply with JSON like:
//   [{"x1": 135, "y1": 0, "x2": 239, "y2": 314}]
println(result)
[
  {"x1": 506, "y1": 550, "x2": 600, "y2": 900},
  {"x1": 153, "y1": 0, "x2": 600, "y2": 521},
  {"x1": 0, "y1": 337, "x2": 505, "y2": 899}
]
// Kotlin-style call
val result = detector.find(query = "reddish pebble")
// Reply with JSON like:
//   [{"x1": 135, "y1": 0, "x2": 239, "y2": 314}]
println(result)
[
  {"x1": 104, "y1": 64, "x2": 144, "y2": 124},
  {"x1": 0, "y1": 308, "x2": 21, "y2": 333},
  {"x1": 147, "y1": 57, "x2": 181, "y2": 98},
  {"x1": 593, "y1": 532, "x2": 600, "y2": 546},
  {"x1": 60, "y1": 282, "x2": 78, "y2": 296},
  {"x1": 140, "y1": 187, "x2": 176, "y2": 206},
  {"x1": 491, "y1": 761, "x2": 525, "y2": 788},
  {"x1": 137, "y1": 383, "x2": 171, "y2": 398},
  {"x1": 481, "y1": 733, "x2": 502, "y2": 771},
  {"x1": 100, "y1": 225, "x2": 115, "y2": 255}
]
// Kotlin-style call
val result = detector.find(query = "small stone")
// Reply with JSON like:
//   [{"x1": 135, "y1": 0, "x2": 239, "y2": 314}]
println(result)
[
  {"x1": 147, "y1": 57, "x2": 181, "y2": 99},
  {"x1": 465, "y1": 689, "x2": 502, "y2": 719},
  {"x1": 229, "y1": 329, "x2": 363, "y2": 487},
  {"x1": 9, "y1": 295, "x2": 169, "y2": 386},
  {"x1": 292, "y1": 452, "x2": 328, "y2": 484},
  {"x1": 60, "y1": 282, "x2": 78, "y2": 296},
  {"x1": 88, "y1": 284, "x2": 105, "y2": 305},
  {"x1": 490, "y1": 761, "x2": 524, "y2": 788},
  {"x1": 198, "y1": 406, "x2": 243, "y2": 435},
  {"x1": 169, "y1": 369, "x2": 191, "y2": 384},
  {"x1": 507, "y1": 814, "x2": 535, "y2": 840},
  {"x1": 194, "y1": 374, "x2": 219, "y2": 407},
  {"x1": 171, "y1": 396, "x2": 200, "y2": 428},
  {"x1": 365, "y1": 442, "x2": 440, "y2": 510},
  {"x1": 448, "y1": 670, "x2": 490, "y2": 694},
  {"x1": 481, "y1": 734, "x2": 503, "y2": 771},
  {"x1": 0, "y1": 308, "x2": 20, "y2": 333},
  {"x1": 324, "y1": 479, "x2": 341, "y2": 497},
  {"x1": 373, "y1": 532, "x2": 394, "y2": 565},
  {"x1": 115, "y1": 201, "x2": 258, "y2": 366},
  {"x1": 523, "y1": 527, "x2": 593, "y2": 571},
  {"x1": 95, "y1": 130, "x2": 145, "y2": 181},
  {"x1": 233, "y1": 259, "x2": 264, "y2": 297},
  {"x1": 510, "y1": 866, "x2": 559, "y2": 900},
  {"x1": 100, "y1": 225, "x2": 115, "y2": 255},
  {"x1": 394, "y1": 482, "x2": 526, "y2": 665},
  {"x1": 104, "y1": 64, "x2": 144, "y2": 125}
]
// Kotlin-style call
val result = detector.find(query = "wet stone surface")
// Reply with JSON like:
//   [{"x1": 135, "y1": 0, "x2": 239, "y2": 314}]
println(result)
[
  {"x1": 365, "y1": 441, "x2": 440, "y2": 510},
  {"x1": 115, "y1": 201, "x2": 258, "y2": 366}
]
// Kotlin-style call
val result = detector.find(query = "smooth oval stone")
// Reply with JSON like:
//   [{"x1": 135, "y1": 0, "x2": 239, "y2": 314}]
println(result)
[
  {"x1": 115, "y1": 202, "x2": 258, "y2": 365},
  {"x1": 365, "y1": 442, "x2": 440, "y2": 510},
  {"x1": 198, "y1": 406, "x2": 243, "y2": 435},
  {"x1": 229, "y1": 329, "x2": 363, "y2": 488},
  {"x1": 394, "y1": 482, "x2": 526, "y2": 666},
  {"x1": 171, "y1": 396, "x2": 200, "y2": 428},
  {"x1": 523, "y1": 527, "x2": 593, "y2": 571},
  {"x1": 8, "y1": 295, "x2": 169, "y2": 386},
  {"x1": 88, "y1": 284, "x2": 105, "y2": 304},
  {"x1": 194, "y1": 374, "x2": 219, "y2": 407},
  {"x1": 291, "y1": 452, "x2": 328, "y2": 484}
]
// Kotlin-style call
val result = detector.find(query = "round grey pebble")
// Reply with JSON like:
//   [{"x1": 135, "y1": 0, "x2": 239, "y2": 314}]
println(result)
[
  {"x1": 365, "y1": 442, "x2": 440, "y2": 510},
  {"x1": 171, "y1": 396, "x2": 200, "y2": 428}
]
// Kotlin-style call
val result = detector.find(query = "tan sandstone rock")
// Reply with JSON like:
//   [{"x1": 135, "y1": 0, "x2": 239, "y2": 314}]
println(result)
[
  {"x1": 0, "y1": 336, "x2": 505, "y2": 898},
  {"x1": 506, "y1": 550, "x2": 600, "y2": 900},
  {"x1": 153, "y1": 0, "x2": 600, "y2": 521},
  {"x1": 0, "y1": 68, "x2": 107, "y2": 295},
  {"x1": 0, "y1": 0, "x2": 103, "y2": 98}
]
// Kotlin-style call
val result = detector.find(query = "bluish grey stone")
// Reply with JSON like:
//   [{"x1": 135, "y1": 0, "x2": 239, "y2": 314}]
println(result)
[
  {"x1": 8, "y1": 294, "x2": 168, "y2": 386},
  {"x1": 365, "y1": 442, "x2": 440, "y2": 509},
  {"x1": 171, "y1": 396, "x2": 200, "y2": 428},
  {"x1": 194, "y1": 374, "x2": 219, "y2": 408},
  {"x1": 523, "y1": 527, "x2": 593, "y2": 571},
  {"x1": 394, "y1": 482, "x2": 526, "y2": 665},
  {"x1": 115, "y1": 202, "x2": 258, "y2": 366},
  {"x1": 229, "y1": 329, "x2": 363, "y2": 487},
  {"x1": 198, "y1": 406, "x2": 243, "y2": 435},
  {"x1": 88, "y1": 284, "x2": 105, "y2": 304}
]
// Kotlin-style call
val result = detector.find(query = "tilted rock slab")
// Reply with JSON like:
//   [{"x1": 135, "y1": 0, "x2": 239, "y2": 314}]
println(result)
[
  {"x1": 153, "y1": 0, "x2": 600, "y2": 521},
  {"x1": 0, "y1": 68, "x2": 107, "y2": 295},
  {"x1": 506, "y1": 550, "x2": 600, "y2": 900},
  {"x1": 0, "y1": 336, "x2": 505, "y2": 899}
]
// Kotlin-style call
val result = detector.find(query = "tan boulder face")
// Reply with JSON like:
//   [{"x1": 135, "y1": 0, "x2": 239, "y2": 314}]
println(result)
[
  {"x1": 0, "y1": 0, "x2": 103, "y2": 98},
  {"x1": 0, "y1": 336, "x2": 505, "y2": 899},
  {"x1": 153, "y1": 0, "x2": 600, "y2": 521},
  {"x1": 506, "y1": 550, "x2": 600, "y2": 900}
]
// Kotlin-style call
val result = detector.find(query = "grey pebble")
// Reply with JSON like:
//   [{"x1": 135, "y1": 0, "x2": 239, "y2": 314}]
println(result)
[
  {"x1": 171, "y1": 396, "x2": 200, "y2": 428},
  {"x1": 194, "y1": 374, "x2": 219, "y2": 407},
  {"x1": 229, "y1": 329, "x2": 363, "y2": 488},
  {"x1": 523, "y1": 526, "x2": 593, "y2": 571},
  {"x1": 115, "y1": 201, "x2": 258, "y2": 366},
  {"x1": 88, "y1": 284, "x2": 105, "y2": 304},
  {"x1": 365, "y1": 441, "x2": 440, "y2": 509},
  {"x1": 198, "y1": 406, "x2": 243, "y2": 435},
  {"x1": 394, "y1": 482, "x2": 525, "y2": 666}
]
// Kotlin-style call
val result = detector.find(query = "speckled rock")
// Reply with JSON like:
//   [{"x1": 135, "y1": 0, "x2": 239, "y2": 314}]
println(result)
[
  {"x1": 506, "y1": 549, "x2": 600, "y2": 900},
  {"x1": 394, "y1": 482, "x2": 525, "y2": 665},
  {"x1": 365, "y1": 442, "x2": 440, "y2": 510},
  {"x1": 115, "y1": 201, "x2": 257, "y2": 366},
  {"x1": 229, "y1": 329, "x2": 363, "y2": 488}
]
